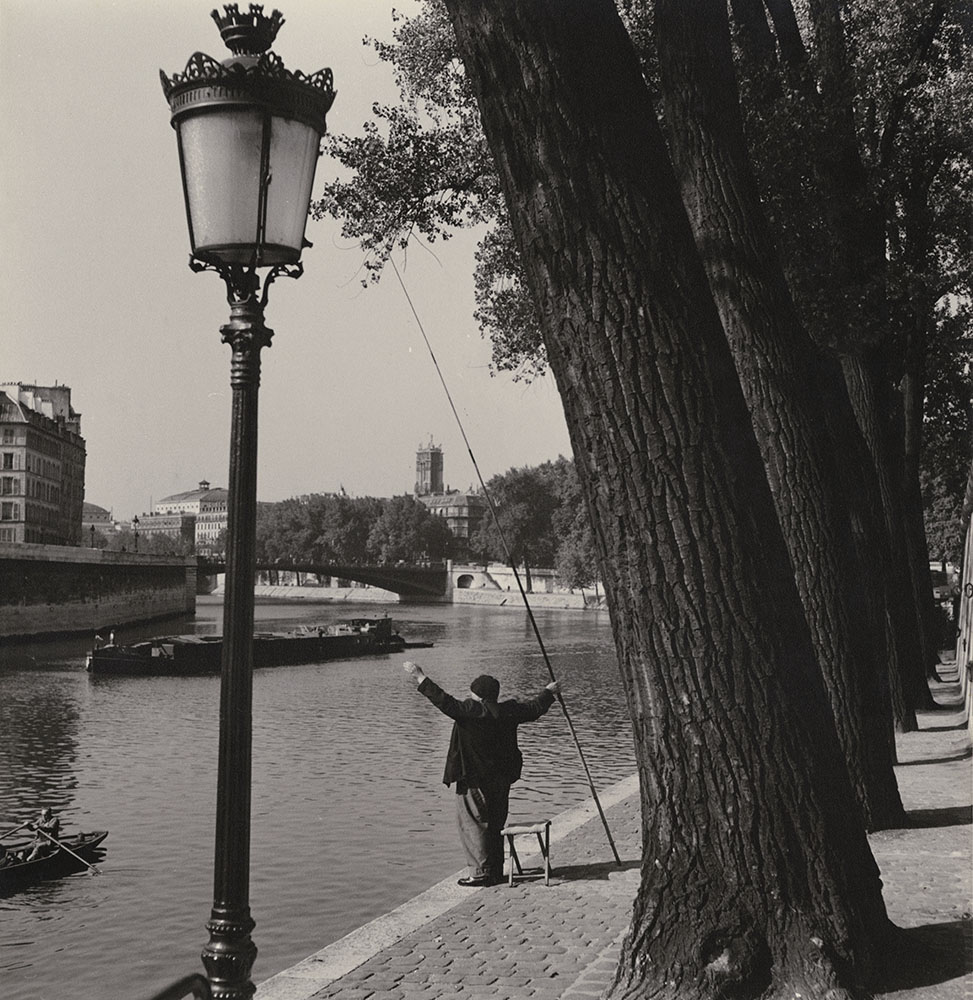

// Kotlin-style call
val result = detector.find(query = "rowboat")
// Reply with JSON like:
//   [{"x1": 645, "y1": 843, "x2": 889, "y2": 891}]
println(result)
[{"x1": 0, "y1": 830, "x2": 108, "y2": 892}]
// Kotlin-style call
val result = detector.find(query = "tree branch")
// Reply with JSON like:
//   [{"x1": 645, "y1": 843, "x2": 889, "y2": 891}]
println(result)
[{"x1": 877, "y1": 1, "x2": 948, "y2": 171}]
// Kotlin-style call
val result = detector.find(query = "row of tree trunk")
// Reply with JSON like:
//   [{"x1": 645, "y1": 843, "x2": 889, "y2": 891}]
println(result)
[{"x1": 443, "y1": 1, "x2": 946, "y2": 996}]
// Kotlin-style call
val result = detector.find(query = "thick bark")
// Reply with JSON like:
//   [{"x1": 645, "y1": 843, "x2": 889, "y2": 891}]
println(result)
[
  {"x1": 731, "y1": 0, "x2": 930, "y2": 729},
  {"x1": 444, "y1": 1, "x2": 892, "y2": 996},
  {"x1": 842, "y1": 354, "x2": 925, "y2": 728},
  {"x1": 654, "y1": 0, "x2": 903, "y2": 830}
]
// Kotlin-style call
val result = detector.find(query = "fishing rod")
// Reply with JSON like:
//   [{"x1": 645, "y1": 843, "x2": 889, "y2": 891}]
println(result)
[{"x1": 391, "y1": 258, "x2": 622, "y2": 867}]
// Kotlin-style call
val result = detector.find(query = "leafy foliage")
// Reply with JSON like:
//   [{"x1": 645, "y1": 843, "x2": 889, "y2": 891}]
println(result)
[
  {"x1": 313, "y1": 5, "x2": 497, "y2": 278},
  {"x1": 250, "y1": 463, "x2": 597, "y2": 581},
  {"x1": 255, "y1": 492, "x2": 450, "y2": 566},
  {"x1": 314, "y1": 0, "x2": 973, "y2": 371},
  {"x1": 921, "y1": 301, "x2": 973, "y2": 562},
  {"x1": 472, "y1": 218, "x2": 547, "y2": 379},
  {"x1": 367, "y1": 493, "x2": 453, "y2": 563},
  {"x1": 103, "y1": 528, "x2": 193, "y2": 556},
  {"x1": 473, "y1": 464, "x2": 559, "y2": 570},
  {"x1": 472, "y1": 458, "x2": 598, "y2": 586},
  {"x1": 311, "y1": 2, "x2": 549, "y2": 379},
  {"x1": 314, "y1": 0, "x2": 972, "y2": 563}
]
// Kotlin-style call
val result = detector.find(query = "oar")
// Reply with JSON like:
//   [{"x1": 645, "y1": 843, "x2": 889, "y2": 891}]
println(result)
[
  {"x1": 0, "y1": 820, "x2": 32, "y2": 840},
  {"x1": 36, "y1": 829, "x2": 100, "y2": 874}
]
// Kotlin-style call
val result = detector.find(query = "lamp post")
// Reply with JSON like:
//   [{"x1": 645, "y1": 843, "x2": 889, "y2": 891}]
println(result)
[
  {"x1": 132, "y1": 515, "x2": 140, "y2": 553},
  {"x1": 90, "y1": 523, "x2": 96, "y2": 548},
  {"x1": 161, "y1": 8, "x2": 334, "y2": 998}
]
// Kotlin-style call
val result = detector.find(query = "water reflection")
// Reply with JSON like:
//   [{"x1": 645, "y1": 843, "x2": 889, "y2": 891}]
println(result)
[
  {"x1": 1, "y1": 673, "x2": 81, "y2": 824},
  {"x1": 0, "y1": 599, "x2": 634, "y2": 1000}
]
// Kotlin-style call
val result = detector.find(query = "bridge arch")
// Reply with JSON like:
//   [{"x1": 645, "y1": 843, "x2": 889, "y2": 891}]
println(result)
[{"x1": 197, "y1": 559, "x2": 449, "y2": 599}]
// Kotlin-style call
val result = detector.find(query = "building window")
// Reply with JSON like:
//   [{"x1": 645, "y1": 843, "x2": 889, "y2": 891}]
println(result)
[
  {"x1": 1, "y1": 502, "x2": 19, "y2": 521},
  {"x1": 2, "y1": 453, "x2": 12, "y2": 470}
]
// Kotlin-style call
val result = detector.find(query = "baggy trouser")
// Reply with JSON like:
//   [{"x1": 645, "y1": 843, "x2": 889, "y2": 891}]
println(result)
[{"x1": 456, "y1": 781, "x2": 510, "y2": 879}]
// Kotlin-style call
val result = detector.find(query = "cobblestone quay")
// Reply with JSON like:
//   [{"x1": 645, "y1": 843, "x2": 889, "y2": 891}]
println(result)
[{"x1": 258, "y1": 660, "x2": 972, "y2": 1000}]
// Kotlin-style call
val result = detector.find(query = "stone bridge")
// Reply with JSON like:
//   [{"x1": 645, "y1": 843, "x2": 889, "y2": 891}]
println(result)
[{"x1": 198, "y1": 559, "x2": 449, "y2": 599}]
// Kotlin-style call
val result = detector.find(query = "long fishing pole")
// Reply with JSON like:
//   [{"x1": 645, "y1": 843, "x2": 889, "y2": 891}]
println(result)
[{"x1": 391, "y1": 258, "x2": 621, "y2": 866}]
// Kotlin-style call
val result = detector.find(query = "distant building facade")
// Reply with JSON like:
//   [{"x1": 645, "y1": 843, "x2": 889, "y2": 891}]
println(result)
[
  {"x1": 0, "y1": 383, "x2": 86, "y2": 545},
  {"x1": 82, "y1": 502, "x2": 114, "y2": 530},
  {"x1": 136, "y1": 511, "x2": 197, "y2": 551},
  {"x1": 414, "y1": 439, "x2": 485, "y2": 559},
  {"x1": 419, "y1": 491, "x2": 486, "y2": 558},
  {"x1": 143, "y1": 479, "x2": 229, "y2": 554},
  {"x1": 82, "y1": 502, "x2": 118, "y2": 543}
]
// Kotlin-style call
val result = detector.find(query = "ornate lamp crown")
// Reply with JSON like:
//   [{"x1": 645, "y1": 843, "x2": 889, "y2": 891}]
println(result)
[
  {"x1": 160, "y1": 5, "x2": 336, "y2": 121},
  {"x1": 211, "y1": 4, "x2": 284, "y2": 56}
]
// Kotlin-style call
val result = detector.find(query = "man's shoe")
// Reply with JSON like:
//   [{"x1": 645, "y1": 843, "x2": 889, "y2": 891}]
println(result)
[{"x1": 457, "y1": 875, "x2": 494, "y2": 887}]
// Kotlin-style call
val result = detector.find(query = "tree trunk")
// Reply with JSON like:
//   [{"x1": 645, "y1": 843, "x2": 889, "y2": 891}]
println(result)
[
  {"x1": 898, "y1": 181, "x2": 943, "y2": 681},
  {"x1": 729, "y1": 0, "x2": 931, "y2": 727},
  {"x1": 902, "y1": 357, "x2": 941, "y2": 679},
  {"x1": 653, "y1": 0, "x2": 903, "y2": 830},
  {"x1": 445, "y1": 1, "x2": 892, "y2": 996},
  {"x1": 842, "y1": 354, "x2": 925, "y2": 729}
]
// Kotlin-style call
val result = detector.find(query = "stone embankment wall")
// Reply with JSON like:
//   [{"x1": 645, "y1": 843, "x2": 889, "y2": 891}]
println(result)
[
  {"x1": 450, "y1": 563, "x2": 606, "y2": 610},
  {"x1": 0, "y1": 543, "x2": 196, "y2": 640}
]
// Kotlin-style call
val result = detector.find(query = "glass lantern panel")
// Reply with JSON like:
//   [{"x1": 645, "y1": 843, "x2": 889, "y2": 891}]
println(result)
[
  {"x1": 264, "y1": 116, "x2": 320, "y2": 259},
  {"x1": 179, "y1": 109, "x2": 264, "y2": 263}
]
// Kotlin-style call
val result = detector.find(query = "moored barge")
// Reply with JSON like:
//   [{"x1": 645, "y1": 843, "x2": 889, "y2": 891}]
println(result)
[{"x1": 86, "y1": 617, "x2": 430, "y2": 676}]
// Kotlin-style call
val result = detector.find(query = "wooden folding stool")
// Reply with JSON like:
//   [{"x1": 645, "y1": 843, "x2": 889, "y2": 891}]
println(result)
[{"x1": 501, "y1": 819, "x2": 551, "y2": 886}]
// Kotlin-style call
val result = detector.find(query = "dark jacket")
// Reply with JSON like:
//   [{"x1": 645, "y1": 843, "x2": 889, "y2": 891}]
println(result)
[{"x1": 418, "y1": 676, "x2": 556, "y2": 788}]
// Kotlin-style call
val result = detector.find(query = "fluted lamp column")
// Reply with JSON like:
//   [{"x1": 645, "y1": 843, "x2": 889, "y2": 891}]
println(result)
[{"x1": 160, "y1": 8, "x2": 335, "y2": 998}]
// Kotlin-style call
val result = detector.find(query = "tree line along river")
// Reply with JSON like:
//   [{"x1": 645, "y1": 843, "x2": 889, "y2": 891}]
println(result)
[{"x1": 0, "y1": 596, "x2": 635, "y2": 1000}]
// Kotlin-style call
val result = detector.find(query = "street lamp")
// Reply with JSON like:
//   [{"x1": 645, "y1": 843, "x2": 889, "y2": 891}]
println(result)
[
  {"x1": 161, "y1": 8, "x2": 334, "y2": 998},
  {"x1": 132, "y1": 515, "x2": 140, "y2": 553}
]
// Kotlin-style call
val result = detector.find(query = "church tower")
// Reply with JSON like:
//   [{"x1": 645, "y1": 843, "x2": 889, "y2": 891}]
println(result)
[{"x1": 415, "y1": 437, "x2": 444, "y2": 496}]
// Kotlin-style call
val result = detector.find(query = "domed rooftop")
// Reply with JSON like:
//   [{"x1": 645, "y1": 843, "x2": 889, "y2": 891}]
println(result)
[{"x1": 158, "y1": 480, "x2": 227, "y2": 504}]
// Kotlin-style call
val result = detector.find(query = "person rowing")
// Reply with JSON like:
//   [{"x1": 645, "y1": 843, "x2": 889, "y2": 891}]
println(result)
[{"x1": 25, "y1": 807, "x2": 60, "y2": 862}]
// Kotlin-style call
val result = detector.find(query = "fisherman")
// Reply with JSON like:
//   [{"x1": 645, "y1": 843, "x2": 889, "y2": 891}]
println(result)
[
  {"x1": 26, "y1": 807, "x2": 60, "y2": 862},
  {"x1": 403, "y1": 661, "x2": 559, "y2": 886}
]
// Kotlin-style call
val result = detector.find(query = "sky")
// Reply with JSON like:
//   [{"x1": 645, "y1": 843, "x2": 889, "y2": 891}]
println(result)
[{"x1": 0, "y1": 0, "x2": 572, "y2": 521}]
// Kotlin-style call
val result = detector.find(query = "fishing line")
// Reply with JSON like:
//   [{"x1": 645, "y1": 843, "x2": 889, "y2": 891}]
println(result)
[{"x1": 391, "y1": 257, "x2": 621, "y2": 866}]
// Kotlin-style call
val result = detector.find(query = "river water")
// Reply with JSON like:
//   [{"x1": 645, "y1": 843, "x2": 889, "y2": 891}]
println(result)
[{"x1": 0, "y1": 598, "x2": 635, "y2": 1000}]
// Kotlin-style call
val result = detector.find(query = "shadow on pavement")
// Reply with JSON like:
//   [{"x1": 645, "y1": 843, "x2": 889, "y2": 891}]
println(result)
[
  {"x1": 550, "y1": 859, "x2": 641, "y2": 882},
  {"x1": 897, "y1": 747, "x2": 972, "y2": 766},
  {"x1": 904, "y1": 805, "x2": 973, "y2": 828},
  {"x1": 873, "y1": 920, "x2": 973, "y2": 992}
]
